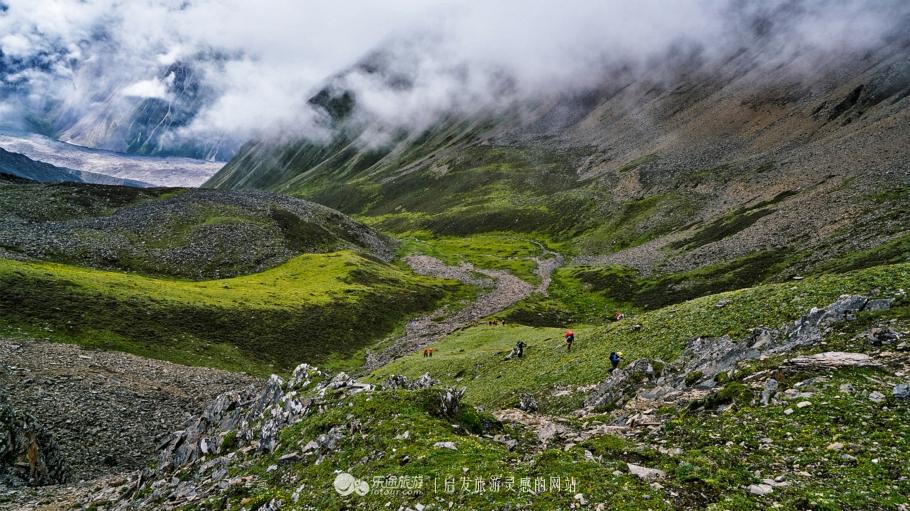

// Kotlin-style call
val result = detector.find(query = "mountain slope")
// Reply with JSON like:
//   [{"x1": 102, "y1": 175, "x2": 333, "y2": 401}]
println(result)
[
  {"x1": 207, "y1": 36, "x2": 910, "y2": 290},
  {"x1": 0, "y1": 250, "x2": 459, "y2": 375},
  {"x1": 46, "y1": 62, "x2": 232, "y2": 161},
  {"x1": 73, "y1": 264, "x2": 910, "y2": 510},
  {"x1": 0, "y1": 176, "x2": 470, "y2": 375}
]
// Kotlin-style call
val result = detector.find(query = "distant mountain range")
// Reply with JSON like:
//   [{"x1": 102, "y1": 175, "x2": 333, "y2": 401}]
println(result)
[
  {"x1": 0, "y1": 132, "x2": 223, "y2": 188},
  {"x1": 47, "y1": 62, "x2": 233, "y2": 162},
  {"x1": 1, "y1": 57, "x2": 233, "y2": 161},
  {"x1": 0, "y1": 147, "x2": 151, "y2": 187}
]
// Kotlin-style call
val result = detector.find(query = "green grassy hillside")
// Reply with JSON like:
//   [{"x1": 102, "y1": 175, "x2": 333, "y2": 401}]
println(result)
[
  {"x1": 218, "y1": 388, "x2": 672, "y2": 511},
  {"x1": 132, "y1": 261, "x2": 910, "y2": 511},
  {"x1": 0, "y1": 251, "x2": 466, "y2": 375},
  {"x1": 203, "y1": 368, "x2": 910, "y2": 510},
  {"x1": 391, "y1": 231, "x2": 554, "y2": 284},
  {"x1": 372, "y1": 263, "x2": 910, "y2": 410}
]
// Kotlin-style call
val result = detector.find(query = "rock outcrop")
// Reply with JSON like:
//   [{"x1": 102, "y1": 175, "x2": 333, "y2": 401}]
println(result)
[
  {"x1": 585, "y1": 359, "x2": 661, "y2": 409},
  {"x1": 383, "y1": 373, "x2": 437, "y2": 390},
  {"x1": 585, "y1": 295, "x2": 893, "y2": 410},
  {"x1": 91, "y1": 364, "x2": 377, "y2": 510},
  {"x1": 784, "y1": 352, "x2": 882, "y2": 370},
  {"x1": 0, "y1": 401, "x2": 66, "y2": 487}
]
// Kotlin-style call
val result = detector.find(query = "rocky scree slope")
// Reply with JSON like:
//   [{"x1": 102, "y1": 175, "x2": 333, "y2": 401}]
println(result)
[
  {"x1": 76, "y1": 365, "x2": 417, "y2": 510},
  {"x1": 0, "y1": 399, "x2": 67, "y2": 488},
  {"x1": 0, "y1": 338, "x2": 258, "y2": 485},
  {"x1": 0, "y1": 175, "x2": 394, "y2": 279}
]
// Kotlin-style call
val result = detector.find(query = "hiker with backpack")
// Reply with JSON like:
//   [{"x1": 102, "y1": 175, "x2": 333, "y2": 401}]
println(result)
[
  {"x1": 564, "y1": 330, "x2": 575, "y2": 352},
  {"x1": 610, "y1": 351, "x2": 621, "y2": 371},
  {"x1": 504, "y1": 340, "x2": 526, "y2": 361}
]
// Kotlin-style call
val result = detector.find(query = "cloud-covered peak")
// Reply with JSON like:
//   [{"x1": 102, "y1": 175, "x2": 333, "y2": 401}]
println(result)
[{"x1": 0, "y1": 0, "x2": 907, "y2": 158}]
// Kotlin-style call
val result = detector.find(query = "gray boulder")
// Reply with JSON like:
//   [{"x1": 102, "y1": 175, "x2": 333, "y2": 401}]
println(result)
[
  {"x1": 437, "y1": 388, "x2": 466, "y2": 418},
  {"x1": 781, "y1": 295, "x2": 892, "y2": 351},
  {"x1": 518, "y1": 394, "x2": 539, "y2": 412},
  {"x1": 585, "y1": 359, "x2": 658, "y2": 409},
  {"x1": 761, "y1": 379, "x2": 779, "y2": 406},
  {"x1": 785, "y1": 352, "x2": 881, "y2": 370},
  {"x1": 384, "y1": 373, "x2": 437, "y2": 390},
  {"x1": 627, "y1": 463, "x2": 665, "y2": 481},
  {"x1": 868, "y1": 327, "x2": 902, "y2": 346}
]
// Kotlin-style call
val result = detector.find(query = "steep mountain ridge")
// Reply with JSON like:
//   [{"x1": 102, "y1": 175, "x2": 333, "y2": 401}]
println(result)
[{"x1": 207, "y1": 35, "x2": 910, "y2": 284}]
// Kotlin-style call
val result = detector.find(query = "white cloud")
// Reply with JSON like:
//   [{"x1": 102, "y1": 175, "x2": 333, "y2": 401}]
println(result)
[
  {"x1": 120, "y1": 78, "x2": 170, "y2": 99},
  {"x1": 0, "y1": 33, "x2": 33, "y2": 57},
  {"x1": 0, "y1": 0, "x2": 907, "y2": 152}
]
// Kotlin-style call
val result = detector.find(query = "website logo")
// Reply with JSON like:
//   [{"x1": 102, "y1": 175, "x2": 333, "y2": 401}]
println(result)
[{"x1": 334, "y1": 472, "x2": 370, "y2": 496}]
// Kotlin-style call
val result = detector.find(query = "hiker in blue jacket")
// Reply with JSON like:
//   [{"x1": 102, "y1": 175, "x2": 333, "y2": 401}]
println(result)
[{"x1": 609, "y1": 351, "x2": 621, "y2": 371}]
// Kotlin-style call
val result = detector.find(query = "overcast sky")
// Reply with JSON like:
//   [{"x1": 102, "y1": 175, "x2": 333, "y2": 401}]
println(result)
[{"x1": 0, "y1": 0, "x2": 907, "y2": 149}]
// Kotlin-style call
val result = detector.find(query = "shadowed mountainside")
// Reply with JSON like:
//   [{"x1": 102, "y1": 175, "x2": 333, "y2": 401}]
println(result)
[{"x1": 207, "y1": 35, "x2": 910, "y2": 286}]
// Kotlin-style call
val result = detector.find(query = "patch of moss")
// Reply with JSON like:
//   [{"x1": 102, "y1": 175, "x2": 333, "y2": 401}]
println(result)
[
  {"x1": 685, "y1": 371, "x2": 704, "y2": 387},
  {"x1": 688, "y1": 382, "x2": 752, "y2": 410}
]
